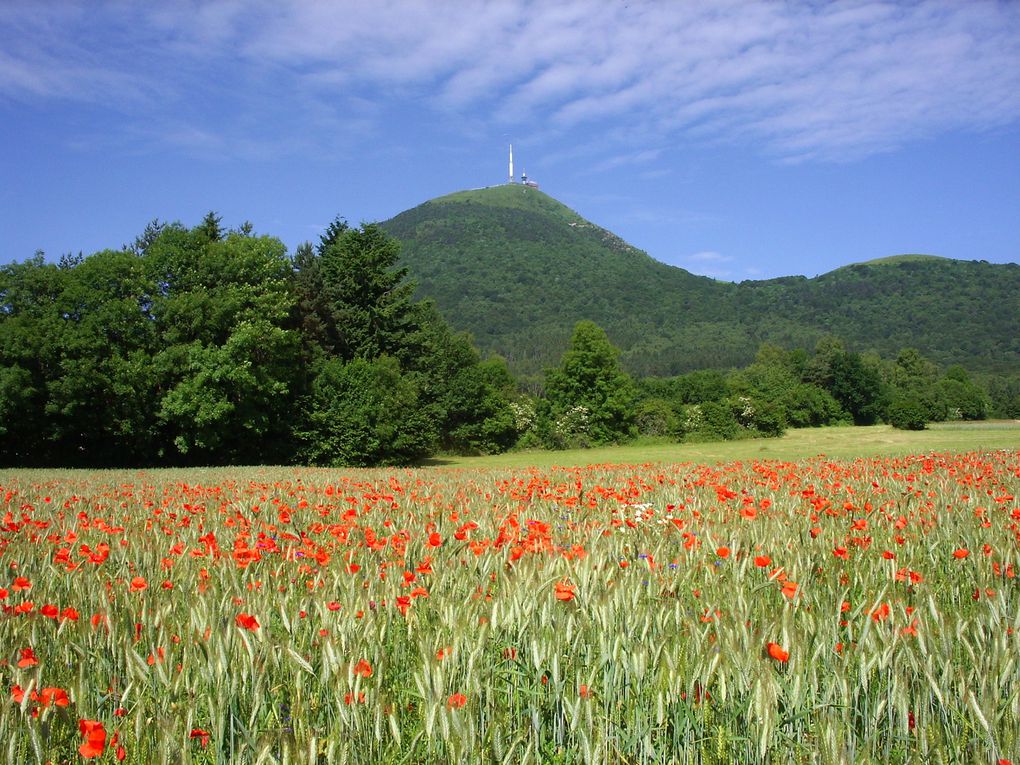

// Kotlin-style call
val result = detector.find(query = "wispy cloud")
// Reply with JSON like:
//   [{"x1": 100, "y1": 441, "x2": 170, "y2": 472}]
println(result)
[
  {"x1": 687, "y1": 251, "x2": 732, "y2": 264},
  {"x1": 584, "y1": 149, "x2": 663, "y2": 176},
  {"x1": 614, "y1": 207, "x2": 720, "y2": 228},
  {"x1": 0, "y1": 4, "x2": 146, "y2": 104},
  {"x1": 2, "y1": 1, "x2": 1019, "y2": 162},
  {"x1": 678, "y1": 250, "x2": 755, "y2": 281}
]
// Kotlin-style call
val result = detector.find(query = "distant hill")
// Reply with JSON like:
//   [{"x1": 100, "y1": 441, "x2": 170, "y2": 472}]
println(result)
[{"x1": 381, "y1": 186, "x2": 1020, "y2": 377}]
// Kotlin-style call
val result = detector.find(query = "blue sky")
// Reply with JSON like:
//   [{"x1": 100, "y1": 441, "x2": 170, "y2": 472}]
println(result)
[{"x1": 2, "y1": 1, "x2": 1019, "y2": 281}]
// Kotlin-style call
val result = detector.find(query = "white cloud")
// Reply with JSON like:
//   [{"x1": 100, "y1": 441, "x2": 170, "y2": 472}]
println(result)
[
  {"x1": 687, "y1": 251, "x2": 731, "y2": 264},
  {"x1": 2, "y1": 0, "x2": 1019, "y2": 162},
  {"x1": 676, "y1": 250, "x2": 767, "y2": 281}
]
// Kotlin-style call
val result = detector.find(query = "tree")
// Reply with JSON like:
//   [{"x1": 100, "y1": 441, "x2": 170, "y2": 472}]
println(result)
[
  {"x1": 0, "y1": 254, "x2": 68, "y2": 463},
  {"x1": 44, "y1": 249, "x2": 160, "y2": 464},
  {"x1": 544, "y1": 321, "x2": 636, "y2": 445},
  {"x1": 887, "y1": 395, "x2": 928, "y2": 430},
  {"x1": 291, "y1": 241, "x2": 331, "y2": 361},
  {"x1": 2, "y1": 213, "x2": 528, "y2": 468},
  {"x1": 196, "y1": 211, "x2": 224, "y2": 242},
  {"x1": 300, "y1": 356, "x2": 437, "y2": 466},
  {"x1": 828, "y1": 351, "x2": 887, "y2": 425},
  {"x1": 804, "y1": 336, "x2": 847, "y2": 390},
  {"x1": 316, "y1": 219, "x2": 418, "y2": 361},
  {"x1": 157, "y1": 319, "x2": 299, "y2": 461},
  {"x1": 634, "y1": 397, "x2": 678, "y2": 437},
  {"x1": 437, "y1": 357, "x2": 519, "y2": 454},
  {"x1": 299, "y1": 221, "x2": 520, "y2": 463},
  {"x1": 145, "y1": 223, "x2": 302, "y2": 464},
  {"x1": 784, "y1": 383, "x2": 845, "y2": 427},
  {"x1": 937, "y1": 366, "x2": 990, "y2": 420},
  {"x1": 886, "y1": 348, "x2": 947, "y2": 421}
]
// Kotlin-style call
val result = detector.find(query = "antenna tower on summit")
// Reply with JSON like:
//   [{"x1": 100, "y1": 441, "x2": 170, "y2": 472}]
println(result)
[{"x1": 505, "y1": 143, "x2": 539, "y2": 188}]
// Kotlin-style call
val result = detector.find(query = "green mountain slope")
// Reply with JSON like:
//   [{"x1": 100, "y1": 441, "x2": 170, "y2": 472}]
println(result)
[{"x1": 382, "y1": 187, "x2": 1020, "y2": 377}]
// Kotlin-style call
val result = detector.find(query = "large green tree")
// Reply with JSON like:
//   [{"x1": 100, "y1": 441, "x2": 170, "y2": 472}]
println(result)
[
  {"x1": 300, "y1": 356, "x2": 437, "y2": 467},
  {"x1": 140, "y1": 221, "x2": 302, "y2": 463},
  {"x1": 315, "y1": 219, "x2": 418, "y2": 361},
  {"x1": 46, "y1": 249, "x2": 160, "y2": 464},
  {"x1": 0, "y1": 254, "x2": 68, "y2": 463},
  {"x1": 295, "y1": 220, "x2": 519, "y2": 464},
  {"x1": 544, "y1": 320, "x2": 636, "y2": 445}
]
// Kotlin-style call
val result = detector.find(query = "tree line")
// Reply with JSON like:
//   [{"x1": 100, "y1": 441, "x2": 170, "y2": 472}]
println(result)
[
  {"x1": 0, "y1": 215, "x2": 519, "y2": 467},
  {"x1": 0, "y1": 215, "x2": 1012, "y2": 467}
]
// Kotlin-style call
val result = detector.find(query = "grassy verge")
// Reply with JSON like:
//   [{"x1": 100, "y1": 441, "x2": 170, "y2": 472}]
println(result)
[{"x1": 427, "y1": 421, "x2": 1020, "y2": 470}]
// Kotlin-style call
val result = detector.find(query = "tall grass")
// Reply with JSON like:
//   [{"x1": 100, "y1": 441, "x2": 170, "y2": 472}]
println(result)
[{"x1": 1, "y1": 450, "x2": 1017, "y2": 763}]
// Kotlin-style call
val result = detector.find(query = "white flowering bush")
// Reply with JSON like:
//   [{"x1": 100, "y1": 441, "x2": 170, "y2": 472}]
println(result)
[{"x1": 509, "y1": 399, "x2": 537, "y2": 434}]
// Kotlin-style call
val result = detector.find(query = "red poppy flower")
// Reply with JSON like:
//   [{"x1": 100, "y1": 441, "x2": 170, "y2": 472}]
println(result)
[
  {"x1": 11, "y1": 684, "x2": 34, "y2": 703},
  {"x1": 12, "y1": 576, "x2": 31, "y2": 592},
  {"x1": 353, "y1": 659, "x2": 372, "y2": 678},
  {"x1": 78, "y1": 719, "x2": 107, "y2": 758},
  {"x1": 554, "y1": 581, "x2": 576, "y2": 601},
  {"x1": 190, "y1": 729, "x2": 211, "y2": 749},
  {"x1": 395, "y1": 595, "x2": 411, "y2": 616},
  {"x1": 39, "y1": 687, "x2": 70, "y2": 708},
  {"x1": 716, "y1": 546, "x2": 730, "y2": 559},
  {"x1": 129, "y1": 576, "x2": 147, "y2": 592},
  {"x1": 766, "y1": 642, "x2": 789, "y2": 663},
  {"x1": 447, "y1": 693, "x2": 467, "y2": 708},
  {"x1": 235, "y1": 613, "x2": 259, "y2": 631},
  {"x1": 754, "y1": 555, "x2": 771, "y2": 568},
  {"x1": 952, "y1": 548, "x2": 970, "y2": 559},
  {"x1": 112, "y1": 732, "x2": 126, "y2": 762},
  {"x1": 17, "y1": 647, "x2": 38, "y2": 668}
]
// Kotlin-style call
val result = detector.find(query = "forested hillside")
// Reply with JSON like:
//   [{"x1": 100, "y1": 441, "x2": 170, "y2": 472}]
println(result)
[
  {"x1": 382, "y1": 187, "x2": 1020, "y2": 378},
  {"x1": 4, "y1": 197, "x2": 1017, "y2": 469},
  {"x1": 382, "y1": 186, "x2": 737, "y2": 377}
]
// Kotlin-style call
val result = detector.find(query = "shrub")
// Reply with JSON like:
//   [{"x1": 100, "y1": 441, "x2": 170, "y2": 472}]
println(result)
[{"x1": 887, "y1": 395, "x2": 928, "y2": 430}]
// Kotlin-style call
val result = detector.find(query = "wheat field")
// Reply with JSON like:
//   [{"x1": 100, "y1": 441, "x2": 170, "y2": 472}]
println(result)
[{"x1": 1, "y1": 446, "x2": 1018, "y2": 763}]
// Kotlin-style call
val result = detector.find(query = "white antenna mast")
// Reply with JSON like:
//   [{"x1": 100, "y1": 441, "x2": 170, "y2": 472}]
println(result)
[{"x1": 508, "y1": 143, "x2": 514, "y2": 184}]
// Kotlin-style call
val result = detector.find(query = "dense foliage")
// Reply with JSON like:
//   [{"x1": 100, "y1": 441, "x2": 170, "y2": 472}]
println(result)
[
  {"x1": 630, "y1": 340, "x2": 994, "y2": 441},
  {"x1": 0, "y1": 216, "x2": 519, "y2": 467},
  {"x1": 542, "y1": 321, "x2": 637, "y2": 447},
  {"x1": 2, "y1": 203, "x2": 1012, "y2": 468},
  {"x1": 382, "y1": 188, "x2": 1020, "y2": 378}
]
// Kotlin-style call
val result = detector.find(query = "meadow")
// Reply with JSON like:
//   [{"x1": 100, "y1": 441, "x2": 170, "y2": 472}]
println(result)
[{"x1": 1, "y1": 424, "x2": 1018, "y2": 763}]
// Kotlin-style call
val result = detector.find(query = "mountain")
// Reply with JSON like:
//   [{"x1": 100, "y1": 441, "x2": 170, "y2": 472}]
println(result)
[{"x1": 381, "y1": 186, "x2": 1020, "y2": 378}]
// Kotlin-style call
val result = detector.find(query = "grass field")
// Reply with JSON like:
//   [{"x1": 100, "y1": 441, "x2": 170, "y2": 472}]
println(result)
[
  {"x1": 1, "y1": 426, "x2": 1018, "y2": 764},
  {"x1": 432, "y1": 422, "x2": 1020, "y2": 469}
]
